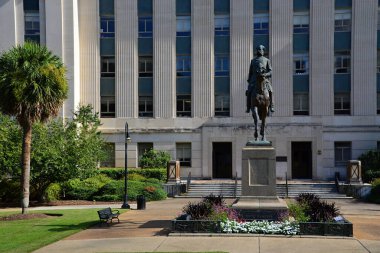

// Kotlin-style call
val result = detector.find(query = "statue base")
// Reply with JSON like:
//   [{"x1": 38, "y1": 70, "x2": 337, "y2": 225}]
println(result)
[
  {"x1": 232, "y1": 142, "x2": 287, "y2": 221},
  {"x1": 232, "y1": 197, "x2": 288, "y2": 221}
]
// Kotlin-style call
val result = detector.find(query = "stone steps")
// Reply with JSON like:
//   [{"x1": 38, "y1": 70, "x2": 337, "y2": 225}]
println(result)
[{"x1": 178, "y1": 182, "x2": 351, "y2": 199}]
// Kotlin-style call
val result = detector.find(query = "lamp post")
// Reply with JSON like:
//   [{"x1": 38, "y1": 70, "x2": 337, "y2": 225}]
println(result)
[{"x1": 122, "y1": 121, "x2": 131, "y2": 209}]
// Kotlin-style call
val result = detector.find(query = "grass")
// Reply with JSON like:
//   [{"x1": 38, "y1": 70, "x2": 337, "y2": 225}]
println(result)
[{"x1": 0, "y1": 208, "x2": 125, "y2": 253}]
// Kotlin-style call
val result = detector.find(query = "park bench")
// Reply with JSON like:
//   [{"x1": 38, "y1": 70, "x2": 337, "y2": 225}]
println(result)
[{"x1": 97, "y1": 207, "x2": 120, "y2": 225}]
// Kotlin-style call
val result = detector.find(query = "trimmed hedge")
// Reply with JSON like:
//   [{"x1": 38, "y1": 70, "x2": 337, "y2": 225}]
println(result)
[
  {"x1": 93, "y1": 180, "x2": 166, "y2": 201},
  {"x1": 99, "y1": 168, "x2": 166, "y2": 182},
  {"x1": 63, "y1": 174, "x2": 112, "y2": 200}
]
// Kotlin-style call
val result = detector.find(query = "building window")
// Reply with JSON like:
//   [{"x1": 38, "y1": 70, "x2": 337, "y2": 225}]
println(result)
[
  {"x1": 176, "y1": 55, "x2": 191, "y2": 76},
  {"x1": 377, "y1": 141, "x2": 380, "y2": 150},
  {"x1": 138, "y1": 16, "x2": 153, "y2": 38},
  {"x1": 377, "y1": 92, "x2": 380, "y2": 114},
  {"x1": 215, "y1": 55, "x2": 229, "y2": 76},
  {"x1": 293, "y1": 54, "x2": 309, "y2": 75},
  {"x1": 335, "y1": 51, "x2": 350, "y2": 74},
  {"x1": 100, "y1": 143, "x2": 115, "y2": 167},
  {"x1": 139, "y1": 56, "x2": 153, "y2": 77},
  {"x1": 138, "y1": 142, "x2": 153, "y2": 167},
  {"x1": 215, "y1": 15, "x2": 230, "y2": 36},
  {"x1": 138, "y1": 96, "x2": 153, "y2": 117},
  {"x1": 293, "y1": 12, "x2": 309, "y2": 34},
  {"x1": 334, "y1": 92, "x2": 350, "y2": 115},
  {"x1": 101, "y1": 56, "x2": 115, "y2": 77},
  {"x1": 335, "y1": 9, "x2": 351, "y2": 32},
  {"x1": 377, "y1": 50, "x2": 380, "y2": 73},
  {"x1": 176, "y1": 95, "x2": 191, "y2": 117},
  {"x1": 101, "y1": 96, "x2": 115, "y2": 118},
  {"x1": 215, "y1": 95, "x2": 230, "y2": 117},
  {"x1": 100, "y1": 16, "x2": 115, "y2": 38},
  {"x1": 24, "y1": 12, "x2": 40, "y2": 42},
  {"x1": 334, "y1": 142, "x2": 351, "y2": 167},
  {"x1": 176, "y1": 143, "x2": 191, "y2": 167},
  {"x1": 293, "y1": 92, "x2": 309, "y2": 115},
  {"x1": 253, "y1": 13, "x2": 269, "y2": 35},
  {"x1": 378, "y1": 8, "x2": 380, "y2": 30},
  {"x1": 177, "y1": 16, "x2": 191, "y2": 36}
]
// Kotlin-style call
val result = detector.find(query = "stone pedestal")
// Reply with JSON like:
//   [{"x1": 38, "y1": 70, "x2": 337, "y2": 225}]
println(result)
[{"x1": 232, "y1": 142, "x2": 288, "y2": 220}]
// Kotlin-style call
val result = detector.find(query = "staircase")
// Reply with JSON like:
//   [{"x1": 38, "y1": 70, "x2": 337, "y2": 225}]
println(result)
[{"x1": 181, "y1": 181, "x2": 350, "y2": 199}]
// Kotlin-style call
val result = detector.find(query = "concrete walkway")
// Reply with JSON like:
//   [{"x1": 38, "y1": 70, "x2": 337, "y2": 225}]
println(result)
[{"x1": 32, "y1": 198, "x2": 380, "y2": 253}]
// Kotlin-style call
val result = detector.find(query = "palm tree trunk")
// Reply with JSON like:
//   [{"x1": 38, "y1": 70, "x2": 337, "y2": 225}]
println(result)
[{"x1": 21, "y1": 125, "x2": 32, "y2": 214}]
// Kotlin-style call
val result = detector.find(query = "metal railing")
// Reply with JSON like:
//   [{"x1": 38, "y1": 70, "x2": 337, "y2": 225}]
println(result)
[
  {"x1": 285, "y1": 172, "x2": 289, "y2": 198},
  {"x1": 186, "y1": 171, "x2": 192, "y2": 192},
  {"x1": 234, "y1": 171, "x2": 238, "y2": 198}
]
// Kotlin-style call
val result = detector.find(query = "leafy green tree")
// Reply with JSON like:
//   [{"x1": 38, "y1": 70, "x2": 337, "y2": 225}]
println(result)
[
  {"x1": 0, "y1": 42, "x2": 68, "y2": 213},
  {"x1": 139, "y1": 149, "x2": 171, "y2": 168},
  {"x1": 358, "y1": 150, "x2": 380, "y2": 182}
]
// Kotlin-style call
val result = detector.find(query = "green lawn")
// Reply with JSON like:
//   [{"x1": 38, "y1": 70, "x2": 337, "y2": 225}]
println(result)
[{"x1": 0, "y1": 208, "x2": 125, "y2": 253}]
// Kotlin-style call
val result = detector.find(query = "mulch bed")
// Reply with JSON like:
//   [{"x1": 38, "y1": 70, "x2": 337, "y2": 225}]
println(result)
[{"x1": 0, "y1": 213, "x2": 50, "y2": 221}]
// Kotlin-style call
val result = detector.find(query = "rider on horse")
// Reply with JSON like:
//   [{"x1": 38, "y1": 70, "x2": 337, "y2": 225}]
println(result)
[{"x1": 246, "y1": 45, "x2": 274, "y2": 114}]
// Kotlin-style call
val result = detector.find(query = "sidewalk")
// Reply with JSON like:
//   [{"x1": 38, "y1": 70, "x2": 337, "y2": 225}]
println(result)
[{"x1": 33, "y1": 198, "x2": 380, "y2": 253}]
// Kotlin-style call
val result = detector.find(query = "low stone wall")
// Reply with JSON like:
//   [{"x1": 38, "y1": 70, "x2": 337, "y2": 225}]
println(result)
[{"x1": 338, "y1": 183, "x2": 372, "y2": 199}]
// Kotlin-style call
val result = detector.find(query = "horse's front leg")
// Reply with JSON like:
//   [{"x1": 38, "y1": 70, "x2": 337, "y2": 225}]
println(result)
[
  {"x1": 252, "y1": 107, "x2": 258, "y2": 140},
  {"x1": 260, "y1": 116, "x2": 266, "y2": 141}
]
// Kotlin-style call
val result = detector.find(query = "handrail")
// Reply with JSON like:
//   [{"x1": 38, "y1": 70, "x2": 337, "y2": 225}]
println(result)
[
  {"x1": 186, "y1": 171, "x2": 192, "y2": 192},
  {"x1": 335, "y1": 172, "x2": 340, "y2": 192},
  {"x1": 234, "y1": 171, "x2": 238, "y2": 198},
  {"x1": 285, "y1": 172, "x2": 289, "y2": 198}
]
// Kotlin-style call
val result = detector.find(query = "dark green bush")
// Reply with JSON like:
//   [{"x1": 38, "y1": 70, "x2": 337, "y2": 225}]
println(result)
[
  {"x1": 98, "y1": 168, "x2": 124, "y2": 180},
  {"x1": 129, "y1": 168, "x2": 167, "y2": 182},
  {"x1": 139, "y1": 149, "x2": 171, "y2": 168},
  {"x1": 202, "y1": 194, "x2": 225, "y2": 207},
  {"x1": 99, "y1": 168, "x2": 167, "y2": 182},
  {"x1": 64, "y1": 174, "x2": 111, "y2": 200},
  {"x1": 368, "y1": 178, "x2": 380, "y2": 204},
  {"x1": 44, "y1": 183, "x2": 61, "y2": 201},
  {"x1": 0, "y1": 179, "x2": 20, "y2": 202},
  {"x1": 94, "y1": 180, "x2": 166, "y2": 201},
  {"x1": 358, "y1": 150, "x2": 380, "y2": 183}
]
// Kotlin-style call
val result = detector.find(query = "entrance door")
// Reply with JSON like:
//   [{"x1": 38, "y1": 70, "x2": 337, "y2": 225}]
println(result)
[
  {"x1": 212, "y1": 142, "x2": 232, "y2": 178},
  {"x1": 291, "y1": 142, "x2": 312, "y2": 179}
]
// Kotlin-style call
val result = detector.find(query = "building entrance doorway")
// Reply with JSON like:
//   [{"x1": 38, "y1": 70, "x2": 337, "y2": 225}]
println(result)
[
  {"x1": 291, "y1": 142, "x2": 312, "y2": 179},
  {"x1": 212, "y1": 142, "x2": 232, "y2": 178}
]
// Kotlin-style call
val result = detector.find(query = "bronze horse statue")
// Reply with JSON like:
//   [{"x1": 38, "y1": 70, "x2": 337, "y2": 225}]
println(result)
[{"x1": 249, "y1": 74, "x2": 270, "y2": 141}]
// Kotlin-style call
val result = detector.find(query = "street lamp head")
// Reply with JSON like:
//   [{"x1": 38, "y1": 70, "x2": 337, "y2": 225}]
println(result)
[{"x1": 126, "y1": 136, "x2": 132, "y2": 143}]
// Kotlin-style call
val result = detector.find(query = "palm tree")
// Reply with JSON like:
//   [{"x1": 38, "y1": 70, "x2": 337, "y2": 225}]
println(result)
[{"x1": 0, "y1": 42, "x2": 68, "y2": 214}]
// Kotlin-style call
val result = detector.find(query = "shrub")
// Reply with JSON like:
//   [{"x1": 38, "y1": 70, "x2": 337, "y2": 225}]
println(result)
[
  {"x1": 182, "y1": 201, "x2": 212, "y2": 220},
  {"x1": 295, "y1": 193, "x2": 339, "y2": 222},
  {"x1": 99, "y1": 168, "x2": 167, "y2": 182},
  {"x1": 98, "y1": 168, "x2": 124, "y2": 180},
  {"x1": 202, "y1": 194, "x2": 225, "y2": 207},
  {"x1": 139, "y1": 149, "x2": 171, "y2": 169},
  {"x1": 0, "y1": 179, "x2": 20, "y2": 202},
  {"x1": 64, "y1": 174, "x2": 112, "y2": 200},
  {"x1": 129, "y1": 168, "x2": 167, "y2": 182},
  {"x1": 44, "y1": 183, "x2": 61, "y2": 202},
  {"x1": 288, "y1": 203, "x2": 309, "y2": 222},
  {"x1": 358, "y1": 150, "x2": 380, "y2": 183},
  {"x1": 128, "y1": 173, "x2": 147, "y2": 181},
  {"x1": 368, "y1": 178, "x2": 380, "y2": 203},
  {"x1": 94, "y1": 180, "x2": 166, "y2": 201}
]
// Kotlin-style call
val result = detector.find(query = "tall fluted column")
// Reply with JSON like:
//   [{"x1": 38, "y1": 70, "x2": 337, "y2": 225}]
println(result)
[
  {"x1": 230, "y1": 0, "x2": 253, "y2": 117},
  {"x1": 192, "y1": 0, "x2": 214, "y2": 117},
  {"x1": 0, "y1": 0, "x2": 23, "y2": 51},
  {"x1": 310, "y1": 0, "x2": 334, "y2": 116},
  {"x1": 153, "y1": 0, "x2": 176, "y2": 118},
  {"x1": 270, "y1": 0, "x2": 293, "y2": 117},
  {"x1": 79, "y1": 0, "x2": 100, "y2": 112},
  {"x1": 352, "y1": 0, "x2": 377, "y2": 115},
  {"x1": 116, "y1": 0, "x2": 138, "y2": 118}
]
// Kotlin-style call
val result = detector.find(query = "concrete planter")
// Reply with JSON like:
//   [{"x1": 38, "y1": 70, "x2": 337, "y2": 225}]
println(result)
[
  {"x1": 171, "y1": 219, "x2": 222, "y2": 233},
  {"x1": 299, "y1": 218, "x2": 353, "y2": 237}
]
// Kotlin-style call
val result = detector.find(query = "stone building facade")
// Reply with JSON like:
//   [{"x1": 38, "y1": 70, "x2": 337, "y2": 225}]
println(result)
[{"x1": 0, "y1": 0, "x2": 379, "y2": 180}]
